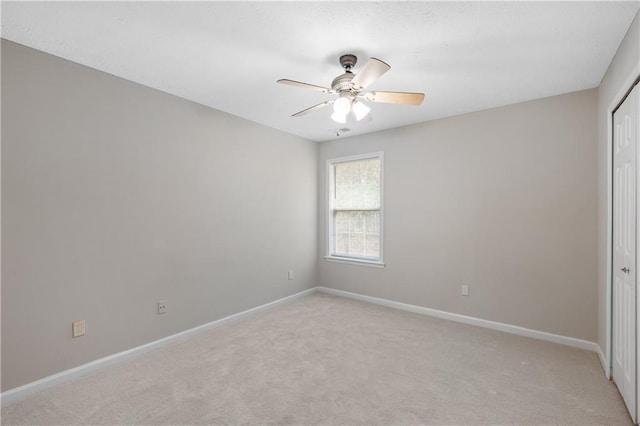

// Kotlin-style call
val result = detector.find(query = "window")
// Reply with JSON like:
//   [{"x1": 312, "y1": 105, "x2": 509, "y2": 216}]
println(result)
[{"x1": 326, "y1": 152, "x2": 384, "y2": 267}]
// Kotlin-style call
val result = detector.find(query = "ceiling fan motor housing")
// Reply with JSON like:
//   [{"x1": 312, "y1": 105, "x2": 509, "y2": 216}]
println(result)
[{"x1": 331, "y1": 72, "x2": 355, "y2": 94}]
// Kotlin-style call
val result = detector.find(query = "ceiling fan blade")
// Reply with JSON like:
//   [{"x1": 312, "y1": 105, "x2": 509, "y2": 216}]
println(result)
[
  {"x1": 351, "y1": 58, "x2": 391, "y2": 91},
  {"x1": 292, "y1": 101, "x2": 332, "y2": 117},
  {"x1": 277, "y1": 79, "x2": 331, "y2": 93},
  {"x1": 365, "y1": 91, "x2": 425, "y2": 105}
]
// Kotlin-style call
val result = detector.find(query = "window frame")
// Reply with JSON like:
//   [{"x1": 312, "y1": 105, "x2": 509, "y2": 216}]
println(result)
[{"x1": 325, "y1": 152, "x2": 385, "y2": 268}]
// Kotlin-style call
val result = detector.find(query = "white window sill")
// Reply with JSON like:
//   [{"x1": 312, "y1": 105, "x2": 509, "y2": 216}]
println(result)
[{"x1": 324, "y1": 256, "x2": 386, "y2": 268}]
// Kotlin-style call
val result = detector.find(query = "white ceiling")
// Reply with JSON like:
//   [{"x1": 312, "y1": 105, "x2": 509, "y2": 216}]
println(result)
[{"x1": 2, "y1": 2, "x2": 639, "y2": 142}]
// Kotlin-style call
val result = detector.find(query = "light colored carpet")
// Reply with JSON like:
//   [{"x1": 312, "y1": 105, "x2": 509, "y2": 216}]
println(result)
[{"x1": 1, "y1": 292, "x2": 632, "y2": 425}]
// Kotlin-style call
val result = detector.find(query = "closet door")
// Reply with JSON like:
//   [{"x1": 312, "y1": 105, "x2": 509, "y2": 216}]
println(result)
[{"x1": 613, "y1": 82, "x2": 639, "y2": 422}]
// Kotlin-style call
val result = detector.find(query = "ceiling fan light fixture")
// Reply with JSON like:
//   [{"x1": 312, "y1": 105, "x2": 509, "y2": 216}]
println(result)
[
  {"x1": 333, "y1": 97, "x2": 351, "y2": 115},
  {"x1": 352, "y1": 100, "x2": 371, "y2": 121},
  {"x1": 331, "y1": 111, "x2": 347, "y2": 123}
]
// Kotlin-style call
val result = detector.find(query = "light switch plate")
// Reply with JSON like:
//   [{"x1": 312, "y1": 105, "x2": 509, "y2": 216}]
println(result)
[{"x1": 461, "y1": 285, "x2": 469, "y2": 296}]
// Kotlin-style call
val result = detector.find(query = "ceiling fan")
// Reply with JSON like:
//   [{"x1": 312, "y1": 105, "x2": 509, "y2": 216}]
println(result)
[{"x1": 277, "y1": 54, "x2": 425, "y2": 124}]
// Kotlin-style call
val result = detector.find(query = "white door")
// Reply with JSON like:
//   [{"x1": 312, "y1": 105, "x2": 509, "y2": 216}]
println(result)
[{"x1": 613, "y1": 82, "x2": 639, "y2": 422}]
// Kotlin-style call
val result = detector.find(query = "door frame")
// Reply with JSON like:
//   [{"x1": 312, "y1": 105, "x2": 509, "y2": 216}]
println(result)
[{"x1": 607, "y1": 66, "x2": 640, "y2": 397}]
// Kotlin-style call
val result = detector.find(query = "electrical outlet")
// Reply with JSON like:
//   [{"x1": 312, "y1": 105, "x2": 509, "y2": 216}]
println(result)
[
  {"x1": 288, "y1": 270, "x2": 294, "y2": 280},
  {"x1": 72, "y1": 320, "x2": 86, "y2": 338},
  {"x1": 461, "y1": 285, "x2": 469, "y2": 296},
  {"x1": 158, "y1": 300, "x2": 167, "y2": 314}
]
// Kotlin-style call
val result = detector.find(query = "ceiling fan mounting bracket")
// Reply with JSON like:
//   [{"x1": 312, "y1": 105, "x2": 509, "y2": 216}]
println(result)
[{"x1": 339, "y1": 54, "x2": 357, "y2": 71}]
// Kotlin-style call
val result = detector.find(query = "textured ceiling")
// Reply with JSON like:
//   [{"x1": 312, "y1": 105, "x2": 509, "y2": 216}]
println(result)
[{"x1": 2, "y1": 2, "x2": 639, "y2": 142}]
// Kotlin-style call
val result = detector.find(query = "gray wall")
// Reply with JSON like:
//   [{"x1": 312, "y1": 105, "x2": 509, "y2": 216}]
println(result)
[
  {"x1": 1, "y1": 40, "x2": 318, "y2": 391},
  {"x1": 597, "y1": 11, "x2": 640, "y2": 357},
  {"x1": 318, "y1": 89, "x2": 599, "y2": 342}
]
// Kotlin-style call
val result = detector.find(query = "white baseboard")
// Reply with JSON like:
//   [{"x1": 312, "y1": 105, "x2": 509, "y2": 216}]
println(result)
[
  {"x1": 0, "y1": 287, "x2": 317, "y2": 408},
  {"x1": 597, "y1": 345, "x2": 610, "y2": 379},
  {"x1": 316, "y1": 286, "x2": 599, "y2": 352}
]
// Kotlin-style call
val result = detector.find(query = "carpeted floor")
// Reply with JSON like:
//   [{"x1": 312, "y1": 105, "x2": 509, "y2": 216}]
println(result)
[{"x1": 1, "y1": 292, "x2": 632, "y2": 425}]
